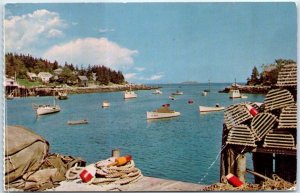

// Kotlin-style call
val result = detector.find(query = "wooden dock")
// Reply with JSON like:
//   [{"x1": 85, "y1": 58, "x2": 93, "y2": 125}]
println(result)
[{"x1": 49, "y1": 176, "x2": 206, "y2": 191}]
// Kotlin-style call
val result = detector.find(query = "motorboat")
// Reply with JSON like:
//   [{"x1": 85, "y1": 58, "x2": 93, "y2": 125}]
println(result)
[
  {"x1": 33, "y1": 104, "x2": 61, "y2": 115},
  {"x1": 6, "y1": 93, "x2": 14, "y2": 100},
  {"x1": 56, "y1": 91, "x2": 68, "y2": 100},
  {"x1": 147, "y1": 105, "x2": 180, "y2": 119},
  {"x1": 202, "y1": 91, "x2": 208, "y2": 96},
  {"x1": 169, "y1": 96, "x2": 175, "y2": 100},
  {"x1": 67, "y1": 119, "x2": 88, "y2": 125},
  {"x1": 229, "y1": 89, "x2": 248, "y2": 99},
  {"x1": 102, "y1": 100, "x2": 110, "y2": 108},
  {"x1": 124, "y1": 90, "x2": 137, "y2": 99},
  {"x1": 152, "y1": 89, "x2": 163, "y2": 94},
  {"x1": 199, "y1": 104, "x2": 225, "y2": 112},
  {"x1": 171, "y1": 90, "x2": 183, "y2": 95}
]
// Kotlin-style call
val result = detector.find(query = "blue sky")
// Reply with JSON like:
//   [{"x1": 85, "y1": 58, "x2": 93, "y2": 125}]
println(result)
[{"x1": 4, "y1": 2, "x2": 297, "y2": 83}]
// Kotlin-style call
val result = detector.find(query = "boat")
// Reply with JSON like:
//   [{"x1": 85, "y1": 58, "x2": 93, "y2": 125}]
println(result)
[
  {"x1": 124, "y1": 90, "x2": 137, "y2": 99},
  {"x1": 67, "y1": 119, "x2": 88, "y2": 125},
  {"x1": 147, "y1": 105, "x2": 180, "y2": 119},
  {"x1": 229, "y1": 89, "x2": 241, "y2": 98},
  {"x1": 203, "y1": 79, "x2": 211, "y2": 92},
  {"x1": 6, "y1": 93, "x2": 14, "y2": 100},
  {"x1": 56, "y1": 91, "x2": 68, "y2": 100},
  {"x1": 33, "y1": 104, "x2": 61, "y2": 115},
  {"x1": 229, "y1": 89, "x2": 248, "y2": 99},
  {"x1": 152, "y1": 89, "x2": 163, "y2": 94},
  {"x1": 202, "y1": 91, "x2": 208, "y2": 96},
  {"x1": 199, "y1": 104, "x2": 225, "y2": 112},
  {"x1": 102, "y1": 100, "x2": 110, "y2": 108},
  {"x1": 171, "y1": 90, "x2": 183, "y2": 95},
  {"x1": 188, "y1": 100, "x2": 194, "y2": 104},
  {"x1": 169, "y1": 96, "x2": 175, "y2": 100},
  {"x1": 32, "y1": 96, "x2": 61, "y2": 115}
]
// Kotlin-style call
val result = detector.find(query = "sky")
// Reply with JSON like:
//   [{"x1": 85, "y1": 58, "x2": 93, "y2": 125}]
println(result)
[{"x1": 4, "y1": 2, "x2": 297, "y2": 84}]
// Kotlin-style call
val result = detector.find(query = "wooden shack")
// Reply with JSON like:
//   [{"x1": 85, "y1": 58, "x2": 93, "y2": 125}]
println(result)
[{"x1": 220, "y1": 63, "x2": 297, "y2": 185}]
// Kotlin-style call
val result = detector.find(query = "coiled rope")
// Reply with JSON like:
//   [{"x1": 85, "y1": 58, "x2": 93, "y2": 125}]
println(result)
[{"x1": 65, "y1": 158, "x2": 143, "y2": 190}]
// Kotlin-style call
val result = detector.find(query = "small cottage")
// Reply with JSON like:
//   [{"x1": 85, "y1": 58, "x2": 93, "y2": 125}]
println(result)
[
  {"x1": 78, "y1": 76, "x2": 88, "y2": 87},
  {"x1": 38, "y1": 72, "x2": 53, "y2": 83},
  {"x1": 27, "y1": 72, "x2": 38, "y2": 81}
]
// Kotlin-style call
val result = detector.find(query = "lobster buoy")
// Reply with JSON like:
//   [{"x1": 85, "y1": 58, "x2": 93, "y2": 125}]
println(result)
[
  {"x1": 79, "y1": 164, "x2": 96, "y2": 183},
  {"x1": 108, "y1": 155, "x2": 132, "y2": 167},
  {"x1": 226, "y1": 173, "x2": 243, "y2": 187},
  {"x1": 188, "y1": 100, "x2": 193, "y2": 104},
  {"x1": 245, "y1": 104, "x2": 258, "y2": 117}
]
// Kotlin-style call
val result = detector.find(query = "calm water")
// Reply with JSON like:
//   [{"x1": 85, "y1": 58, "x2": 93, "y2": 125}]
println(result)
[{"x1": 6, "y1": 83, "x2": 265, "y2": 184}]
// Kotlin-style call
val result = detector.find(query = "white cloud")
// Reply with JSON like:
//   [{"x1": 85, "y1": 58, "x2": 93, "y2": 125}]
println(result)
[
  {"x1": 134, "y1": 67, "x2": 146, "y2": 72},
  {"x1": 5, "y1": 9, "x2": 66, "y2": 53},
  {"x1": 148, "y1": 74, "x2": 164, "y2": 80},
  {"x1": 43, "y1": 37, "x2": 138, "y2": 69},
  {"x1": 124, "y1": 73, "x2": 137, "y2": 80},
  {"x1": 99, "y1": 28, "x2": 115, "y2": 33}
]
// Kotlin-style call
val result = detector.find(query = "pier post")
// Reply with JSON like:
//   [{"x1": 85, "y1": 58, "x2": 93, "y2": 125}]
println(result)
[
  {"x1": 112, "y1": 149, "x2": 120, "y2": 158},
  {"x1": 236, "y1": 154, "x2": 246, "y2": 183}
]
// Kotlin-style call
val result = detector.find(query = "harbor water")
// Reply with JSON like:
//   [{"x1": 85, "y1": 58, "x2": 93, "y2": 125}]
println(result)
[{"x1": 6, "y1": 83, "x2": 265, "y2": 184}]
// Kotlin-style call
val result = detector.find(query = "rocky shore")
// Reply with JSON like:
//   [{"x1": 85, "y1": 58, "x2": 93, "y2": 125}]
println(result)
[
  {"x1": 219, "y1": 85, "x2": 272, "y2": 94},
  {"x1": 27, "y1": 84, "x2": 158, "y2": 97}
]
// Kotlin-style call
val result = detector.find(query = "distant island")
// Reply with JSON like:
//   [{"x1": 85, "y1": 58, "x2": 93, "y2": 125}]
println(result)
[{"x1": 181, "y1": 81, "x2": 199, "y2": 84}]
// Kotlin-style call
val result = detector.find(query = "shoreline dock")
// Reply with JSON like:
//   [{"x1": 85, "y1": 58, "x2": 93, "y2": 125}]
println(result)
[{"x1": 48, "y1": 176, "x2": 206, "y2": 191}]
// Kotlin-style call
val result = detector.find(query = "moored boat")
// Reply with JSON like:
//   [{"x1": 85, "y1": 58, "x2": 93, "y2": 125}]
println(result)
[
  {"x1": 67, "y1": 119, "x2": 88, "y2": 125},
  {"x1": 202, "y1": 91, "x2": 208, "y2": 96},
  {"x1": 152, "y1": 89, "x2": 163, "y2": 94},
  {"x1": 171, "y1": 90, "x2": 183, "y2": 95},
  {"x1": 33, "y1": 104, "x2": 61, "y2": 115},
  {"x1": 102, "y1": 100, "x2": 110, "y2": 108},
  {"x1": 147, "y1": 105, "x2": 180, "y2": 119},
  {"x1": 229, "y1": 89, "x2": 248, "y2": 99},
  {"x1": 124, "y1": 90, "x2": 137, "y2": 99},
  {"x1": 199, "y1": 104, "x2": 225, "y2": 112},
  {"x1": 56, "y1": 91, "x2": 68, "y2": 100}
]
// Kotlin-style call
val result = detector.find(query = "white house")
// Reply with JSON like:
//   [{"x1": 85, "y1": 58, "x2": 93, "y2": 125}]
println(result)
[
  {"x1": 27, "y1": 72, "x2": 38, "y2": 81},
  {"x1": 38, "y1": 72, "x2": 53, "y2": 83},
  {"x1": 54, "y1": 68, "x2": 63, "y2": 75}
]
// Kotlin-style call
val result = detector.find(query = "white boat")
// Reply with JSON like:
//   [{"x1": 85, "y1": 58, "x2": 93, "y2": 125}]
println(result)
[
  {"x1": 202, "y1": 91, "x2": 208, "y2": 96},
  {"x1": 33, "y1": 104, "x2": 61, "y2": 115},
  {"x1": 169, "y1": 96, "x2": 175, "y2": 100},
  {"x1": 67, "y1": 119, "x2": 88, "y2": 125},
  {"x1": 56, "y1": 91, "x2": 68, "y2": 100},
  {"x1": 229, "y1": 89, "x2": 241, "y2": 98},
  {"x1": 124, "y1": 90, "x2": 137, "y2": 99},
  {"x1": 199, "y1": 105, "x2": 225, "y2": 112},
  {"x1": 147, "y1": 106, "x2": 180, "y2": 119},
  {"x1": 152, "y1": 89, "x2": 163, "y2": 94},
  {"x1": 241, "y1": 94, "x2": 248, "y2": 99},
  {"x1": 102, "y1": 100, "x2": 110, "y2": 108},
  {"x1": 229, "y1": 89, "x2": 248, "y2": 99},
  {"x1": 6, "y1": 93, "x2": 14, "y2": 100},
  {"x1": 171, "y1": 90, "x2": 183, "y2": 95}
]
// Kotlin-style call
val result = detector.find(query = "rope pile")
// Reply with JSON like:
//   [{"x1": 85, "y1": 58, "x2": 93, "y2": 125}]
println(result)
[
  {"x1": 203, "y1": 175, "x2": 295, "y2": 191},
  {"x1": 65, "y1": 157, "x2": 143, "y2": 190}
]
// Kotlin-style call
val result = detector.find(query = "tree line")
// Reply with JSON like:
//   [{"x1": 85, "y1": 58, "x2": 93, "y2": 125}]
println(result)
[
  {"x1": 247, "y1": 59, "x2": 296, "y2": 86},
  {"x1": 5, "y1": 53, "x2": 125, "y2": 85}
]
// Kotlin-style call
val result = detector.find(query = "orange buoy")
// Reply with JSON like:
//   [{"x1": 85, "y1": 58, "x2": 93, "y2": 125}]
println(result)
[{"x1": 108, "y1": 155, "x2": 132, "y2": 167}]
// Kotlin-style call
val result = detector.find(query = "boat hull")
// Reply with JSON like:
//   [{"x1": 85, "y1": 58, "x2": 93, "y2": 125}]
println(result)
[
  {"x1": 68, "y1": 120, "x2": 88, "y2": 125},
  {"x1": 146, "y1": 111, "x2": 180, "y2": 119},
  {"x1": 36, "y1": 105, "x2": 61, "y2": 115},
  {"x1": 199, "y1": 106, "x2": 225, "y2": 112}
]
